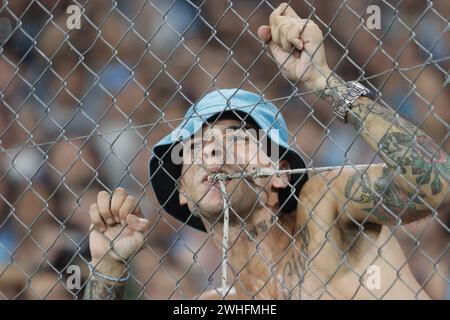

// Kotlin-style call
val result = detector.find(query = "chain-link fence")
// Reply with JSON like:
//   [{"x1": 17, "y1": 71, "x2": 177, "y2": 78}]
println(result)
[{"x1": 0, "y1": 0, "x2": 448, "y2": 300}]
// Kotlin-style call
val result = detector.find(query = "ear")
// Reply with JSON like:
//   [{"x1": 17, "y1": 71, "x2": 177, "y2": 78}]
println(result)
[
  {"x1": 178, "y1": 179, "x2": 188, "y2": 206},
  {"x1": 272, "y1": 160, "x2": 291, "y2": 189}
]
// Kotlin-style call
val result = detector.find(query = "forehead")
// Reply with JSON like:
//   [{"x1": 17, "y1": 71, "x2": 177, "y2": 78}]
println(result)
[
  {"x1": 203, "y1": 118, "x2": 244, "y2": 130},
  {"x1": 182, "y1": 116, "x2": 260, "y2": 144}
]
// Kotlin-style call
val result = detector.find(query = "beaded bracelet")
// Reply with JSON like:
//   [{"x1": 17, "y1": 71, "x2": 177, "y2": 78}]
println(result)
[{"x1": 88, "y1": 261, "x2": 130, "y2": 283}]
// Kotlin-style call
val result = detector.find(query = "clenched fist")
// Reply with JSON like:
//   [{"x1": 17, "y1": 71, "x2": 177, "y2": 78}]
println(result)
[
  {"x1": 257, "y1": 3, "x2": 331, "y2": 90},
  {"x1": 88, "y1": 188, "x2": 150, "y2": 279}
]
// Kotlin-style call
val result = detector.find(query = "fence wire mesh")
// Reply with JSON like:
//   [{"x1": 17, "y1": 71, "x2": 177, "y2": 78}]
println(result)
[{"x1": 0, "y1": 0, "x2": 448, "y2": 300}]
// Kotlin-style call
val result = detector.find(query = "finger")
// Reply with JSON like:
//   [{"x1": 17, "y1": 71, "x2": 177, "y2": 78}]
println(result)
[
  {"x1": 270, "y1": 19, "x2": 281, "y2": 46},
  {"x1": 279, "y1": 23, "x2": 293, "y2": 51},
  {"x1": 291, "y1": 38, "x2": 303, "y2": 51},
  {"x1": 287, "y1": 25, "x2": 304, "y2": 50},
  {"x1": 270, "y1": 3, "x2": 289, "y2": 26},
  {"x1": 119, "y1": 195, "x2": 141, "y2": 224},
  {"x1": 126, "y1": 214, "x2": 150, "y2": 233},
  {"x1": 97, "y1": 191, "x2": 115, "y2": 226},
  {"x1": 271, "y1": 15, "x2": 291, "y2": 47},
  {"x1": 257, "y1": 25, "x2": 271, "y2": 42},
  {"x1": 111, "y1": 187, "x2": 128, "y2": 223},
  {"x1": 89, "y1": 204, "x2": 106, "y2": 233},
  {"x1": 281, "y1": 4, "x2": 300, "y2": 18},
  {"x1": 269, "y1": 41, "x2": 291, "y2": 65}
]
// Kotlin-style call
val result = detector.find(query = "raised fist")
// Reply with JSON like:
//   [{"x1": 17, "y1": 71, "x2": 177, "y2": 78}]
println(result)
[
  {"x1": 88, "y1": 188, "x2": 150, "y2": 278},
  {"x1": 258, "y1": 3, "x2": 331, "y2": 90}
]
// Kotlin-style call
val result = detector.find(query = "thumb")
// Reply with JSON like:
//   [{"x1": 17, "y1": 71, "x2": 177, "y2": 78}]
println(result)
[
  {"x1": 257, "y1": 25, "x2": 271, "y2": 42},
  {"x1": 269, "y1": 41, "x2": 291, "y2": 64},
  {"x1": 126, "y1": 214, "x2": 150, "y2": 233}
]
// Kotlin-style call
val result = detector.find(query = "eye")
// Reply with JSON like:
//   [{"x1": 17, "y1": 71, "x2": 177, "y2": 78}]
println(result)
[{"x1": 235, "y1": 134, "x2": 249, "y2": 142}]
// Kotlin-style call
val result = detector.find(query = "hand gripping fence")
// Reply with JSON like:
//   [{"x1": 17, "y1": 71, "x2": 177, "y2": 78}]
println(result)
[{"x1": 0, "y1": 0, "x2": 449, "y2": 300}]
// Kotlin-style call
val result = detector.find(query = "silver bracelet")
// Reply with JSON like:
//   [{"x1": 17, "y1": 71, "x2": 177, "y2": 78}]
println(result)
[
  {"x1": 88, "y1": 261, "x2": 130, "y2": 283},
  {"x1": 333, "y1": 81, "x2": 370, "y2": 123}
]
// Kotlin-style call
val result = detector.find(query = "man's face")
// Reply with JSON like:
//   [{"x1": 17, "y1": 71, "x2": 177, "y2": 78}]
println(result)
[{"x1": 178, "y1": 118, "x2": 290, "y2": 226}]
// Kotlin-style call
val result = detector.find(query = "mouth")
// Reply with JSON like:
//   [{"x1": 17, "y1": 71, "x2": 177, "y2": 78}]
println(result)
[{"x1": 202, "y1": 167, "x2": 233, "y2": 188}]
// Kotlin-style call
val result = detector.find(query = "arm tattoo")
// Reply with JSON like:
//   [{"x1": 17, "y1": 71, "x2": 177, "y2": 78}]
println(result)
[
  {"x1": 379, "y1": 131, "x2": 449, "y2": 195},
  {"x1": 83, "y1": 275, "x2": 125, "y2": 300},
  {"x1": 317, "y1": 72, "x2": 449, "y2": 212},
  {"x1": 345, "y1": 167, "x2": 428, "y2": 223},
  {"x1": 316, "y1": 73, "x2": 348, "y2": 107}
]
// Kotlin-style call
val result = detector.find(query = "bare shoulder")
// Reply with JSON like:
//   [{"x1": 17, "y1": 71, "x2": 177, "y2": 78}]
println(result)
[
  {"x1": 294, "y1": 171, "x2": 340, "y2": 238},
  {"x1": 297, "y1": 164, "x2": 386, "y2": 208},
  {"x1": 297, "y1": 170, "x2": 339, "y2": 209},
  {"x1": 295, "y1": 166, "x2": 377, "y2": 225},
  {"x1": 296, "y1": 165, "x2": 386, "y2": 243}
]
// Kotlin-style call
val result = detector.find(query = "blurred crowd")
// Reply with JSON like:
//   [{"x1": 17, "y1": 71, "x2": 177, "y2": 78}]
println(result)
[{"x1": 0, "y1": 0, "x2": 448, "y2": 299}]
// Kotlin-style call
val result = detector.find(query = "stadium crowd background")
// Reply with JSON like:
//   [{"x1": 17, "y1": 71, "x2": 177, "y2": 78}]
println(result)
[{"x1": 0, "y1": 0, "x2": 448, "y2": 299}]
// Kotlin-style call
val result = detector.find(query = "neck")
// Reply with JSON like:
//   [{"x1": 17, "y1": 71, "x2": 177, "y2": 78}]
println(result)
[{"x1": 204, "y1": 204, "x2": 309, "y2": 299}]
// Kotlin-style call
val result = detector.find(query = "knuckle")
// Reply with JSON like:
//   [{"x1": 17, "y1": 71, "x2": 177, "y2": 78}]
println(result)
[
  {"x1": 278, "y1": 3, "x2": 288, "y2": 12},
  {"x1": 99, "y1": 210, "x2": 110, "y2": 218},
  {"x1": 280, "y1": 23, "x2": 290, "y2": 34},
  {"x1": 97, "y1": 191, "x2": 110, "y2": 203},
  {"x1": 90, "y1": 214, "x2": 101, "y2": 224},
  {"x1": 275, "y1": 15, "x2": 285, "y2": 24},
  {"x1": 126, "y1": 195, "x2": 136, "y2": 203},
  {"x1": 119, "y1": 196, "x2": 135, "y2": 215},
  {"x1": 119, "y1": 209, "x2": 129, "y2": 218},
  {"x1": 98, "y1": 190, "x2": 109, "y2": 198},
  {"x1": 114, "y1": 187, "x2": 127, "y2": 196},
  {"x1": 310, "y1": 23, "x2": 321, "y2": 31},
  {"x1": 110, "y1": 204, "x2": 119, "y2": 215},
  {"x1": 269, "y1": 12, "x2": 278, "y2": 23},
  {"x1": 93, "y1": 217, "x2": 102, "y2": 225}
]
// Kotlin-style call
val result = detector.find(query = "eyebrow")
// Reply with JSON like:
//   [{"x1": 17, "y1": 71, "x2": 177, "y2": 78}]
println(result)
[
  {"x1": 224, "y1": 125, "x2": 247, "y2": 130},
  {"x1": 187, "y1": 124, "x2": 259, "y2": 143},
  {"x1": 221, "y1": 124, "x2": 258, "y2": 130}
]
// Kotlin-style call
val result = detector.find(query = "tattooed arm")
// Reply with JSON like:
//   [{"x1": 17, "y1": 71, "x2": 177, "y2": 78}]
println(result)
[
  {"x1": 83, "y1": 258, "x2": 128, "y2": 300},
  {"x1": 258, "y1": 3, "x2": 449, "y2": 224},
  {"x1": 83, "y1": 274, "x2": 126, "y2": 300},
  {"x1": 318, "y1": 72, "x2": 449, "y2": 224}
]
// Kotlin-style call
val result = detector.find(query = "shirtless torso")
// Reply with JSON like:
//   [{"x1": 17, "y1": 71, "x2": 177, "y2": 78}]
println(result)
[{"x1": 201, "y1": 171, "x2": 430, "y2": 300}]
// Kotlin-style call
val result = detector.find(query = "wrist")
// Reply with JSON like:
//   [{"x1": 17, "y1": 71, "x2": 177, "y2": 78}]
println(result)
[
  {"x1": 91, "y1": 257, "x2": 127, "y2": 280},
  {"x1": 305, "y1": 67, "x2": 333, "y2": 91}
]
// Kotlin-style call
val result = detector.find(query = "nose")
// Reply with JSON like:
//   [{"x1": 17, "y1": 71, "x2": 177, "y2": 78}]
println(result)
[{"x1": 202, "y1": 130, "x2": 225, "y2": 165}]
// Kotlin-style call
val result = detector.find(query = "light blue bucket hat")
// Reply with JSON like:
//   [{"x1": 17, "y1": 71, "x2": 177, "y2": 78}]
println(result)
[{"x1": 149, "y1": 88, "x2": 309, "y2": 232}]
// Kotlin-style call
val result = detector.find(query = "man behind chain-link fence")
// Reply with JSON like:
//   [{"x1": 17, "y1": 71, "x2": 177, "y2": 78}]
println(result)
[{"x1": 83, "y1": 4, "x2": 449, "y2": 300}]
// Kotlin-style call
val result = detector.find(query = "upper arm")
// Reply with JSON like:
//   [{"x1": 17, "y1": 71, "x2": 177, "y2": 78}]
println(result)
[{"x1": 325, "y1": 163, "x2": 433, "y2": 225}]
